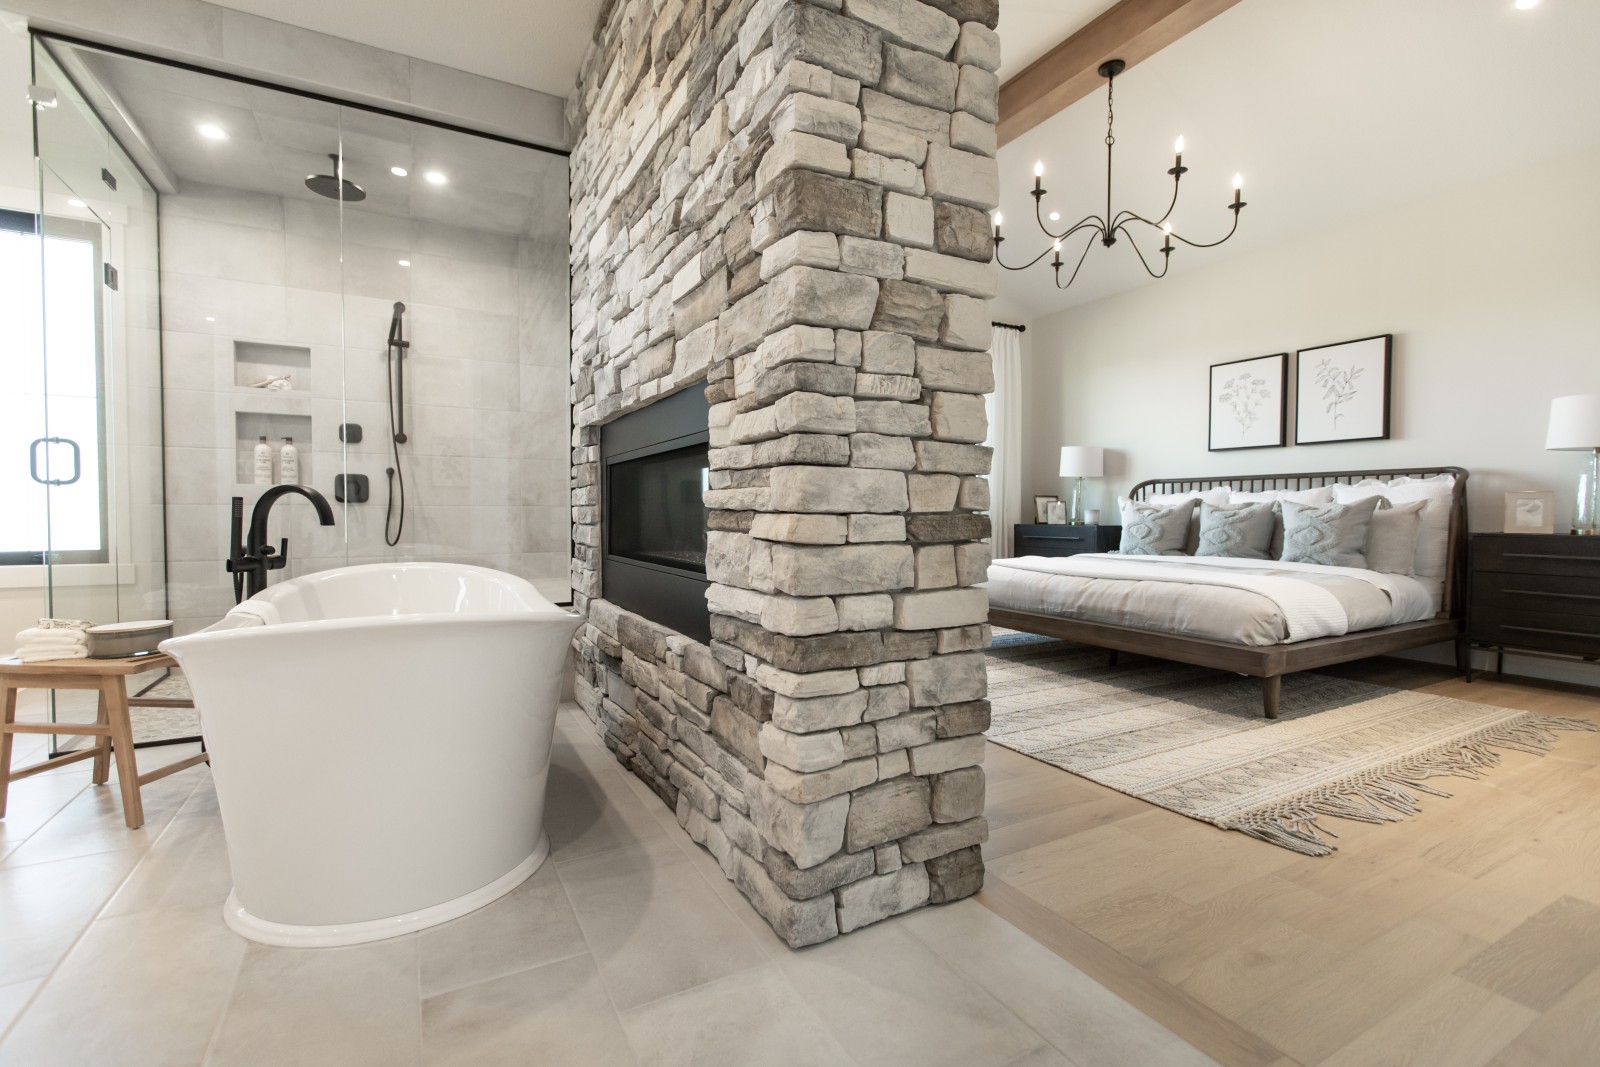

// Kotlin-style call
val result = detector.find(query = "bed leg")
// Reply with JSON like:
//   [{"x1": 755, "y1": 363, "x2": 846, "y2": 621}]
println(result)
[
  {"x1": 1455, "y1": 635, "x2": 1473, "y2": 682},
  {"x1": 1107, "y1": 649, "x2": 1119, "y2": 667},
  {"x1": 1261, "y1": 676, "x2": 1281, "y2": 720}
]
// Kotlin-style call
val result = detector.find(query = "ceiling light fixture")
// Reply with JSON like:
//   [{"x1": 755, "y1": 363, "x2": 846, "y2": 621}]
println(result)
[
  {"x1": 197, "y1": 123, "x2": 228, "y2": 141},
  {"x1": 423, "y1": 170, "x2": 448, "y2": 185},
  {"x1": 1514, "y1": 0, "x2": 1540, "y2": 9},
  {"x1": 390, "y1": 166, "x2": 408, "y2": 177},
  {"x1": 67, "y1": 198, "x2": 86, "y2": 208},
  {"x1": 398, "y1": 259, "x2": 411, "y2": 267},
  {"x1": 995, "y1": 58, "x2": 1248, "y2": 289}
]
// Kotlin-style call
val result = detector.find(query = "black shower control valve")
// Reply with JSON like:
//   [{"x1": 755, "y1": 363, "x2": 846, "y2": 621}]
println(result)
[
  {"x1": 339, "y1": 423, "x2": 363, "y2": 444},
  {"x1": 334, "y1": 473, "x2": 370, "y2": 504}
]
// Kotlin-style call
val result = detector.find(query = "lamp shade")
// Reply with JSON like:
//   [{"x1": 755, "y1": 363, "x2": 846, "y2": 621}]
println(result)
[
  {"x1": 1058, "y1": 446, "x2": 1104, "y2": 478},
  {"x1": 1546, "y1": 394, "x2": 1600, "y2": 450}
]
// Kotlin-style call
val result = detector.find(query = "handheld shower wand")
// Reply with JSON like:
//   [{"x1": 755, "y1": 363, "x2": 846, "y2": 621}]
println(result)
[{"x1": 384, "y1": 301, "x2": 409, "y2": 546}]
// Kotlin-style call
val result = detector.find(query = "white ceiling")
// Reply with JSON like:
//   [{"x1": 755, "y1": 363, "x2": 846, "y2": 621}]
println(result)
[
  {"x1": 58, "y1": 42, "x2": 568, "y2": 238},
  {"x1": 994, "y1": 0, "x2": 1600, "y2": 317},
  {"x1": 204, "y1": 0, "x2": 607, "y2": 97},
  {"x1": 994, "y1": 0, "x2": 1118, "y2": 85}
]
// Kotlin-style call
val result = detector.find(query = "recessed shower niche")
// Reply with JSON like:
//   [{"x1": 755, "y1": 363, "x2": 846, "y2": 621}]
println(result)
[
  {"x1": 233, "y1": 341, "x2": 311, "y2": 393},
  {"x1": 234, "y1": 411, "x2": 313, "y2": 486}
]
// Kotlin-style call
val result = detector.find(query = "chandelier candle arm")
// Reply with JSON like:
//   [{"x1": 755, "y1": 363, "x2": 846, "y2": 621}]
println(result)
[{"x1": 997, "y1": 58, "x2": 1248, "y2": 288}]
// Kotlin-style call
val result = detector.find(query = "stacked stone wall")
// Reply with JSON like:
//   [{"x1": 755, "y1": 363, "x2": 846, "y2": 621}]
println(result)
[{"x1": 568, "y1": 0, "x2": 999, "y2": 946}]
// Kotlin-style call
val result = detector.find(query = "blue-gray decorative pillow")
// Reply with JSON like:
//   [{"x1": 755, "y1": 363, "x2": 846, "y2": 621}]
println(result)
[
  {"x1": 1118, "y1": 497, "x2": 1197, "y2": 555},
  {"x1": 1195, "y1": 501, "x2": 1275, "y2": 560},
  {"x1": 1279, "y1": 497, "x2": 1382, "y2": 568}
]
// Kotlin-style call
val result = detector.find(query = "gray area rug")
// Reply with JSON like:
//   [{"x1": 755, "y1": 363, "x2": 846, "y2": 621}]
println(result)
[
  {"x1": 132, "y1": 672, "x2": 199, "y2": 744},
  {"x1": 985, "y1": 632, "x2": 1597, "y2": 855}
]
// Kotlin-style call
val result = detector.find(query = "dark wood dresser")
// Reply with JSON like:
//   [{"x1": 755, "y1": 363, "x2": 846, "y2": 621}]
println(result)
[
  {"x1": 1013, "y1": 523, "x2": 1121, "y2": 558},
  {"x1": 1468, "y1": 533, "x2": 1600, "y2": 679}
]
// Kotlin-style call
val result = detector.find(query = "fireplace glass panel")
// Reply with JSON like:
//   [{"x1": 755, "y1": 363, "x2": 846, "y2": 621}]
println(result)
[{"x1": 607, "y1": 444, "x2": 708, "y2": 573}]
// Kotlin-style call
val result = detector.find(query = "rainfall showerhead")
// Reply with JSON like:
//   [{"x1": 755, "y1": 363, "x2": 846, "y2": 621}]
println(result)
[{"x1": 305, "y1": 154, "x2": 366, "y2": 202}]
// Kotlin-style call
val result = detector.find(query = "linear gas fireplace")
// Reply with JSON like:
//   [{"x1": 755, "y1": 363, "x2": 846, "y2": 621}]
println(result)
[{"x1": 601, "y1": 384, "x2": 711, "y2": 643}]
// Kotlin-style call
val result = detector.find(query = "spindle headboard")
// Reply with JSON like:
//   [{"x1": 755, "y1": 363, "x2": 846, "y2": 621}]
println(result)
[{"x1": 1128, "y1": 466, "x2": 1470, "y2": 617}]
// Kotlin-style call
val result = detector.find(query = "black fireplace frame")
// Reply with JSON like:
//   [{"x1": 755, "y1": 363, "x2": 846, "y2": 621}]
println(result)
[{"x1": 600, "y1": 383, "x2": 711, "y2": 644}]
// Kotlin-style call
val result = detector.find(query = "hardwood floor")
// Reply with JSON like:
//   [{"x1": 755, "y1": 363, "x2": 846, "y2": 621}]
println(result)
[{"x1": 976, "y1": 659, "x2": 1600, "y2": 1067}]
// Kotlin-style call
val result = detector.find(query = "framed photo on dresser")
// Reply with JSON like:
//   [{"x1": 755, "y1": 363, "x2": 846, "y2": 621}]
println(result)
[
  {"x1": 1208, "y1": 352, "x2": 1287, "y2": 451},
  {"x1": 1295, "y1": 334, "x2": 1392, "y2": 444}
]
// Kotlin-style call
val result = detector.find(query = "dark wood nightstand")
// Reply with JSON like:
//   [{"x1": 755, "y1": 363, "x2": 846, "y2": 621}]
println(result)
[
  {"x1": 1013, "y1": 523, "x2": 1120, "y2": 558},
  {"x1": 1468, "y1": 532, "x2": 1600, "y2": 679}
]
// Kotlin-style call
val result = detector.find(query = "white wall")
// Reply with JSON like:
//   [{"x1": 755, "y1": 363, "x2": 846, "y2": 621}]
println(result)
[{"x1": 1022, "y1": 146, "x2": 1600, "y2": 532}]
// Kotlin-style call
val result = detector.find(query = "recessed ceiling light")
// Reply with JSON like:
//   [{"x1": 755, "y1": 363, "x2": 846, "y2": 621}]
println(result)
[
  {"x1": 390, "y1": 166, "x2": 408, "y2": 177},
  {"x1": 398, "y1": 259, "x2": 411, "y2": 267},
  {"x1": 67, "y1": 198, "x2": 86, "y2": 208},
  {"x1": 204, "y1": 316, "x2": 216, "y2": 322},
  {"x1": 424, "y1": 170, "x2": 448, "y2": 185},
  {"x1": 197, "y1": 123, "x2": 228, "y2": 141},
  {"x1": 1515, "y1": 0, "x2": 1539, "y2": 8}
]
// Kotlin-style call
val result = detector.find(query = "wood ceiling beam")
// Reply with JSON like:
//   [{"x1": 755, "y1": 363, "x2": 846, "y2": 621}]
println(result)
[{"x1": 998, "y1": 0, "x2": 1244, "y2": 147}]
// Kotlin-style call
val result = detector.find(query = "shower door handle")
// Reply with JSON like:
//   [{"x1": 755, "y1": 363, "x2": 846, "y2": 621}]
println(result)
[{"x1": 29, "y1": 437, "x2": 81, "y2": 486}]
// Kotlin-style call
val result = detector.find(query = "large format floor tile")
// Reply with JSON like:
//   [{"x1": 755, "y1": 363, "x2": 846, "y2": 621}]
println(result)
[
  {"x1": 620, "y1": 965, "x2": 856, "y2": 1067},
  {"x1": 0, "y1": 902, "x2": 248, "y2": 1067},
  {"x1": 778, "y1": 919, "x2": 1047, "y2": 1067},
  {"x1": 207, "y1": 937, "x2": 423, "y2": 1067},
  {"x1": 420, "y1": 953, "x2": 635, "y2": 1067}
]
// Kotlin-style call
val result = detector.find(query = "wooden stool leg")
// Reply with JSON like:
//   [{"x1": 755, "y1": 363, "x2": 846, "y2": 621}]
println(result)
[
  {"x1": 91, "y1": 684, "x2": 111, "y2": 785},
  {"x1": 0, "y1": 685, "x2": 16, "y2": 818},
  {"x1": 102, "y1": 677, "x2": 143, "y2": 828}
]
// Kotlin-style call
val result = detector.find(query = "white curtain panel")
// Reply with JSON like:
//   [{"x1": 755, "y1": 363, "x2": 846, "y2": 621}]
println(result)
[{"x1": 985, "y1": 325, "x2": 1023, "y2": 558}]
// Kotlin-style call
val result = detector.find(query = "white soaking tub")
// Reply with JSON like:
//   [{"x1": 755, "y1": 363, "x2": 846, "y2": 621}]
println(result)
[{"x1": 161, "y1": 563, "x2": 581, "y2": 947}]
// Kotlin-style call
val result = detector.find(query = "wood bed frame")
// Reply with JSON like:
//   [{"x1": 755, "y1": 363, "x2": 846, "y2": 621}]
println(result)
[{"x1": 988, "y1": 466, "x2": 1471, "y2": 718}]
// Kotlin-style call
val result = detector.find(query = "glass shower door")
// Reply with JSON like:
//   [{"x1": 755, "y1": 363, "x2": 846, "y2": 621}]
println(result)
[{"x1": 29, "y1": 38, "x2": 168, "y2": 743}]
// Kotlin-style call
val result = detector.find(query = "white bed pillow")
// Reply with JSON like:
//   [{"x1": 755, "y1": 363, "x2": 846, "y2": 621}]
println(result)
[
  {"x1": 1143, "y1": 488, "x2": 1228, "y2": 554},
  {"x1": 1332, "y1": 475, "x2": 1456, "y2": 580},
  {"x1": 1366, "y1": 500, "x2": 1426, "y2": 574}
]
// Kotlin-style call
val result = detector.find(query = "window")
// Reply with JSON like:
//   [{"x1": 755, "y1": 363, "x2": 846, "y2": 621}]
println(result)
[{"x1": 0, "y1": 208, "x2": 108, "y2": 564}]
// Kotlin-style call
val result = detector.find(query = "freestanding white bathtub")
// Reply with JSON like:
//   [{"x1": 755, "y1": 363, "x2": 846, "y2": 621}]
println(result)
[{"x1": 160, "y1": 562, "x2": 581, "y2": 947}]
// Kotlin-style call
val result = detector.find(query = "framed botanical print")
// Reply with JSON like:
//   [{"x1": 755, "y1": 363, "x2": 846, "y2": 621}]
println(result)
[
  {"x1": 1295, "y1": 334, "x2": 1392, "y2": 445},
  {"x1": 1208, "y1": 353, "x2": 1287, "y2": 451}
]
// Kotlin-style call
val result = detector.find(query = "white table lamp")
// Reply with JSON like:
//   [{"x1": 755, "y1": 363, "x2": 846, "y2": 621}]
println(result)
[
  {"x1": 1058, "y1": 446, "x2": 1104, "y2": 525},
  {"x1": 1546, "y1": 394, "x2": 1600, "y2": 535}
]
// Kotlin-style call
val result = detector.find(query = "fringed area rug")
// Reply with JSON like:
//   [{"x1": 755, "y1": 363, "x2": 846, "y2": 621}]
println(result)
[{"x1": 986, "y1": 632, "x2": 1598, "y2": 855}]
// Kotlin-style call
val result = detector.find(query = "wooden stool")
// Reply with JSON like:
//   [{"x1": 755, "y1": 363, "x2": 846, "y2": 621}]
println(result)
[{"x1": 0, "y1": 652, "x2": 208, "y2": 829}]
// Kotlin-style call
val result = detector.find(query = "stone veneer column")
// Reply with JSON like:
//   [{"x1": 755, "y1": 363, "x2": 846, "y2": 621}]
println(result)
[{"x1": 568, "y1": 0, "x2": 999, "y2": 946}]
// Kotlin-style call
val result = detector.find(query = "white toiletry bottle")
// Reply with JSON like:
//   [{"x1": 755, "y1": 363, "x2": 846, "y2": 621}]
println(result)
[
  {"x1": 253, "y1": 435, "x2": 273, "y2": 485},
  {"x1": 279, "y1": 437, "x2": 299, "y2": 485}
]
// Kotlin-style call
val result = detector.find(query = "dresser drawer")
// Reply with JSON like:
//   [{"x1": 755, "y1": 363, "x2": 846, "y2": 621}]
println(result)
[
  {"x1": 1014, "y1": 524, "x2": 1119, "y2": 558},
  {"x1": 1471, "y1": 572, "x2": 1600, "y2": 619},
  {"x1": 1470, "y1": 613, "x2": 1600, "y2": 657},
  {"x1": 1473, "y1": 535, "x2": 1600, "y2": 578}
]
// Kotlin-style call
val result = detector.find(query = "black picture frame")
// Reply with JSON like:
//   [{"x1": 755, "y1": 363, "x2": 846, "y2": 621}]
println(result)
[
  {"x1": 1208, "y1": 352, "x2": 1287, "y2": 452},
  {"x1": 1294, "y1": 334, "x2": 1392, "y2": 445}
]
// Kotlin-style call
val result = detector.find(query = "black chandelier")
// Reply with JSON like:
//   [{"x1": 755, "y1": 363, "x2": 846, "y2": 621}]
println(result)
[{"x1": 994, "y1": 58, "x2": 1247, "y2": 289}]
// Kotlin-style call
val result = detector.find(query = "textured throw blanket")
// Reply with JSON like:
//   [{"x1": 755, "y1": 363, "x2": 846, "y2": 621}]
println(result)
[{"x1": 991, "y1": 553, "x2": 1411, "y2": 641}]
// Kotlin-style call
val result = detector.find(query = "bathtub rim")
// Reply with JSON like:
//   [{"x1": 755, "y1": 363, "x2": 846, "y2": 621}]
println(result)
[
  {"x1": 161, "y1": 608, "x2": 583, "y2": 651},
  {"x1": 221, "y1": 833, "x2": 550, "y2": 947}
]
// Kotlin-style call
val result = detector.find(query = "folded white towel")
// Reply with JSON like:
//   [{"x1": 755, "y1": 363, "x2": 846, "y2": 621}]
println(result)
[
  {"x1": 16, "y1": 626, "x2": 90, "y2": 646},
  {"x1": 13, "y1": 646, "x2": 89, "y2": 662},
  {"x1": 32, "y1": 618, "x2": 92, "y2": 631}
]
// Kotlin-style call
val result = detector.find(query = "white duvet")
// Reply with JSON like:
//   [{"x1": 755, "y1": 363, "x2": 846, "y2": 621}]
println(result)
[{"x1": 985, "y1": 553, "x2": 1438, "y2": 645}]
